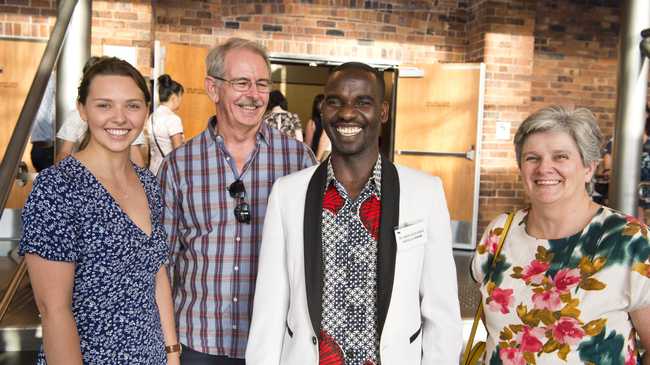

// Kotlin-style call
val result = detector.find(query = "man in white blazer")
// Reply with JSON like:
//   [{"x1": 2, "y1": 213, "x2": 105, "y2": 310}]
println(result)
[{"x1": 246, "y1": 62, "x2": 462, "y2": 364}]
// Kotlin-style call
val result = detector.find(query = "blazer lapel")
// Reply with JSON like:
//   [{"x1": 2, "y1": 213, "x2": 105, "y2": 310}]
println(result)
[
  {"x1": 377, "y1": 156, "x2": 400, "y2": 336},
  {"x1": 304, "y1": 161, "x2": 328, "y2": 336}
]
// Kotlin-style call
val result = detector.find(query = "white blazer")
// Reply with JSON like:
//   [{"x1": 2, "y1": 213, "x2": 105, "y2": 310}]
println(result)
[{"x1": 246, "y1": 160, "x2": 462, "y2": 365}]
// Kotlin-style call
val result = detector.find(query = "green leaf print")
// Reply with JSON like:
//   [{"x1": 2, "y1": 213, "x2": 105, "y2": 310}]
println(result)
[
  {"x1": 547, "y1": 235, "x2": 582, "y2": 276},
  {"x1": 628, "y1": 235, "x2": 650, "y2": 266},
  {"x1": 489, "y1": 346, "x2": 503, "y2": 365},
  {"x1": 577, "y1": 329, "x2": 625, "y2": 365},
  {"x1": 548, "y1": 209, "x2": 646, "y2": 275},
  {"x1": 482, "y1": 253, "x2": 512, "y2": 286}
]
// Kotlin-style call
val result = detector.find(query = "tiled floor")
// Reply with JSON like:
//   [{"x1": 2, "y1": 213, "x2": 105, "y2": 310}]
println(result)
[{"x1": 453, "y1": 250, "x2": 481, "y2": 319}]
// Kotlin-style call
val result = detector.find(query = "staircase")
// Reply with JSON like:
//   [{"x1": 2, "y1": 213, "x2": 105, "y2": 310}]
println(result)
[{"x1": 0, "y1": 210, "x2": 40, "y2": 364}]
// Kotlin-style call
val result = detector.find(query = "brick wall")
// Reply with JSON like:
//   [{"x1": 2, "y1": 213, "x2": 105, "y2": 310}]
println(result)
[
  {"x1": 153, "y1": 0, "x2": 470, "y2": 63},
  {"x1": 0, "y1": 1, "x2": 152, "y2": 75},
  {"x1": 92, "y1": 0, "x2": 153, "y2": 76},
  {"x1": 0, "y1": 0, "x2": 635, "y2": 241},
  {"x1": 531, "y1": 1, "x2": 620, "y2": 138},
  {"x1": 0, "y1": 0, "x2": 55, "y2": 39},
  {"x1": 469, "y1": 0, "x2": 537, "y2": 232}
]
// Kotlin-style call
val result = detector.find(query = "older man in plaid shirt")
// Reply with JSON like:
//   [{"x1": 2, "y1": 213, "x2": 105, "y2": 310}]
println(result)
[{"x1": 158, "y1": 38, "x2": 316, "y2": 364}]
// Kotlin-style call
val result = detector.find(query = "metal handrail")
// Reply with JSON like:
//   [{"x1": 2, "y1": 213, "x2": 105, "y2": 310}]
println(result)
[{"x1": 0, "y1": 0, "x2": 79, "y2": 322}]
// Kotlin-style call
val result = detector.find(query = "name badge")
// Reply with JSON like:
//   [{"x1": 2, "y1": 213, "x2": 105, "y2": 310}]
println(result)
[{"x1": 394, "y1": 220, "x2": 427, "y2": 247}]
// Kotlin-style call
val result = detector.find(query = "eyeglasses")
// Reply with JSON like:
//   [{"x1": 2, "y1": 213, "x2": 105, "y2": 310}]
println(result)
[
  {"x1": 212, "y1": 76, "x2": 272, "y2": 93},
  {"x1": 228, "y1": 179, "x2": 251, "y2": 224}
]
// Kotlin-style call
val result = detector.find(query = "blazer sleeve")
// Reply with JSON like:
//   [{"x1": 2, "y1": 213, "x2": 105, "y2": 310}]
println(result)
[
  {"x1": 246, "y1": 179, "x2": 290, "y2": 364},
  {"x1": 420, "y1": 177, "x2": 463, "y2": 365}
]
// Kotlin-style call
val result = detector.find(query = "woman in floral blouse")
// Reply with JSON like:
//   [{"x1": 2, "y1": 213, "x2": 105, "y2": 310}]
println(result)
[{"x1": 472, "y1": 105, "x2": 650, "y2": 365}]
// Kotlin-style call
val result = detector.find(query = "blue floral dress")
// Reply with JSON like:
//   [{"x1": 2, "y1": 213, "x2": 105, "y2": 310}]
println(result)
[
  {"x1": 472, "y1": 207, "x2": 650, "y2": 365},
  {"x1": 19, "y1": 157, "x2": 168, "y2": 364}
]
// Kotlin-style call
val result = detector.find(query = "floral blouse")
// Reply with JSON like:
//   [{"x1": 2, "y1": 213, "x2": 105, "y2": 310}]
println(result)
[{"x1": 471, "y1": 207, "x2": 650, "y2": 365}]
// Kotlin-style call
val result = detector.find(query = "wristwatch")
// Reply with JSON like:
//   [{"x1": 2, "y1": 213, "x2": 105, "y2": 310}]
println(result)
[{"x1": 165, "y1": 343, "x2": 182, "y2": 355}]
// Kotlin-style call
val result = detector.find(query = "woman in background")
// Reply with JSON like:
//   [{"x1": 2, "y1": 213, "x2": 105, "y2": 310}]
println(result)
[
  {"x1": 147, "y1": 74, "x2": 184, "y2": 175},
  {"x1": 472, "y1": 105, "x2": 650, "y2": 365},
  {"x1": 303, "y1": 93, "x2": 331, "y2": 161},
  {"x1": 263, "y1": 90, "x2": 303, "y2": 141},
  {"x1": 19, "y1": 58, "x2": 179, "y2": 364}
]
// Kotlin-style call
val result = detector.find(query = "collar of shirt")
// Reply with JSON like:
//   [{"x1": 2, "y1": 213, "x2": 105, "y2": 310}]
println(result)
[
  {"x1": 206, "y1": 116, "x2": 271, "y2": 179},
  {"x1": 326, "y1": 154, "x2": 382, "y2": 199},
  {"x1": 207, "y1": 115, "x2": 271, "y2": 147}
]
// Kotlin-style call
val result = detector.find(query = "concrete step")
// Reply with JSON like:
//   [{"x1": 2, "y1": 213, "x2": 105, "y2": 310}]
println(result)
[
  {"x1": 0, "y1": 351, "x2": 38, "y2": 365},
  {"x1": 0, "y1": 258, "x2": 41, "y2": 353}
]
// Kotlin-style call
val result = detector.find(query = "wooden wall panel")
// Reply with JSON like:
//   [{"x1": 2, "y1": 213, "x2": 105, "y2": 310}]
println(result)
[{"x1": 0, "y1": 39, "x2": 46, "y2": 209}]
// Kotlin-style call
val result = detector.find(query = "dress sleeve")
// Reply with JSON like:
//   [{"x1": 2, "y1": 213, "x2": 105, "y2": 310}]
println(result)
[
  {"x1": 471, "y1": 213, "x2": 508, "y2": 284},
  {"x1": 629, "y1": 233, "x2": 650, "y2": 311},
  {"x1": 19, "y1": 169, "x2": 79, "y2": 262}
]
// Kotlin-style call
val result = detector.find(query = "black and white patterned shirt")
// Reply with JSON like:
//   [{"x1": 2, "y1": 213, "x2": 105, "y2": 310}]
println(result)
[{"x1": 320, "y1": 156, "x2": 382, "y2": 365}]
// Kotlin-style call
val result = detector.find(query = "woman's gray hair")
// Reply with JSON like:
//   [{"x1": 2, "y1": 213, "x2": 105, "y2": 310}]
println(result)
[
  {"x1": 514, "y1": 105, "x2": 604, "y2": 167},
  {"x1": 205, "y1": 38, "x2": 271, "y2": 78}
]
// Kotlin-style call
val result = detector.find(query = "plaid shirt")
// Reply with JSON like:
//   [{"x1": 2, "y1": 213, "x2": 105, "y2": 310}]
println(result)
[{"x1": 159, "y1": 117, "x2": 316, "y2": 358}]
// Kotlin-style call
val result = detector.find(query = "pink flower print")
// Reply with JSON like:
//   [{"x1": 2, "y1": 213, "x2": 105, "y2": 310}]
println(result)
[
  {"x1": 625, "y1": 214, "x2": 642, "y2": 225},
  {"x1": 522, "y1": 260, "x2": 550, "y2": 285},
  {"x1": 488, "y1": 287, "x2": 514, "y2": 314},
  {"x1": 553, "y1": 268, "x2": 581, "y2": 292},
  {"x1": 551, "y1": 317, "x2": 585, "y2": 346},
  {"x1": 499, "y1": 347, "x2": 526, "y2": 365},
  {"x1": 625, "y1": 336, "x2": 637, "y2": 365},
  {"x1": 516, "y1": 326, "x2": 545, "y2": 353},
  {"x1": 484, "y1": 232, "x2": 499, "y2": 254},
  {"x1": 532, "y1": 288, "x2": 563, "y2": 311}
]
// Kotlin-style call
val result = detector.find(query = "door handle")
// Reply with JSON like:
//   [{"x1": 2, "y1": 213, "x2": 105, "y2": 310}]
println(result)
[{"x1": 396, "y1": 148, "x2": 475, "y2": 161}]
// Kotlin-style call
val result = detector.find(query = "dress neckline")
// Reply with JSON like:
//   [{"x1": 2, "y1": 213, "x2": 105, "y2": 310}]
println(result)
[
  {"x1": 65, "y1": 155, "x2": 154, "y2": 239},
  {"x1": 520, "y1": 206, "x2": 605, "y2": 242}
]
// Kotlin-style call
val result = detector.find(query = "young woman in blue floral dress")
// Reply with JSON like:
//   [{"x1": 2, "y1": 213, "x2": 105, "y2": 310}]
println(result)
[
  {"x1": 472, "y1": 105, "x2": 650, "y2": 365},
  {"x1": 19, "y1": 58, "x2": 180, "y2": 364}
]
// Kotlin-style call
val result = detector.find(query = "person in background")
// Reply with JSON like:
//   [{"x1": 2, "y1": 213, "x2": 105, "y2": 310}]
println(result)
[
  {"x1": 247, "y1": 62, "x2": 462, "y2": 364},
  {"x1": 594, "y1": 106, "x2": 650, "y2": 221},
  {"x1": 158, "y1": 38, "x2": 315, "y2": 364},
  {"x1": 30, "y1": 73, "x2": 56, "y2": 172},
  {"x1": 262, "y1": 89, "x2": 303, "y2": 141},
  {"x1": 303, "y1": 93, "x2": 331, "y2": 161},
  {"x1": 472, "y1": 105, "x2": 650, "y2": 364},
  {"x1": 56, "y1": 56, "x2": 147, "y2": 167},
  {"x1": 147, "y1": 74, "x2": 184, "y2": 175},
  {"x1": 19, "y1": 57, "x2": 179, "y2": 364}
]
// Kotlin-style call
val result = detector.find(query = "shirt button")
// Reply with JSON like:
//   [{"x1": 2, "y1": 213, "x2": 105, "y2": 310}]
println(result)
[
  {"x1": 233, "y1": 325, "x2": 238, "y2": 330},
  {"x1": 236, "y1": 237, "x2": 241, "y2": 242},
  {"x1": 233, "y1": 297, "x2": 238, "y2": 302},
  {"x1": 234, "y1": 266, "x2": 239, "y2": 271},
  {"x1": 226, "y1": 156, "x2": 231, "y2": 161},
  {"x1": 312, "y1": 336, "x2": 317, "y2": 345}
]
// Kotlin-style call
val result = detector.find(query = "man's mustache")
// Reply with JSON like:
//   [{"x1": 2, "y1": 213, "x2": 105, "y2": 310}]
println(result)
[{"x1": 236, "y1": 98, "x2": 265, "y2": 108}]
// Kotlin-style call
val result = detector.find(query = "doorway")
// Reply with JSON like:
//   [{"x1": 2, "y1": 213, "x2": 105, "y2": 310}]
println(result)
[
  {"x1": 160, "y1": 43, "x2": 399, "y2": 158},
  {"x1": 394, "y1": 63, "x2": 485, "y2": 250}
]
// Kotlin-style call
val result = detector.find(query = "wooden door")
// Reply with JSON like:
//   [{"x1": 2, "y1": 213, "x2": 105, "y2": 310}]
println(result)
[
  {"x1": 394, "y1": 63, "x2": 484, "y2": 249},
  {"x1": 163, "y1": 43, "x2": 213, "y2": 140},
  {"x1": 0, "y1": 39, "x2": 46, "y2": 209}
]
